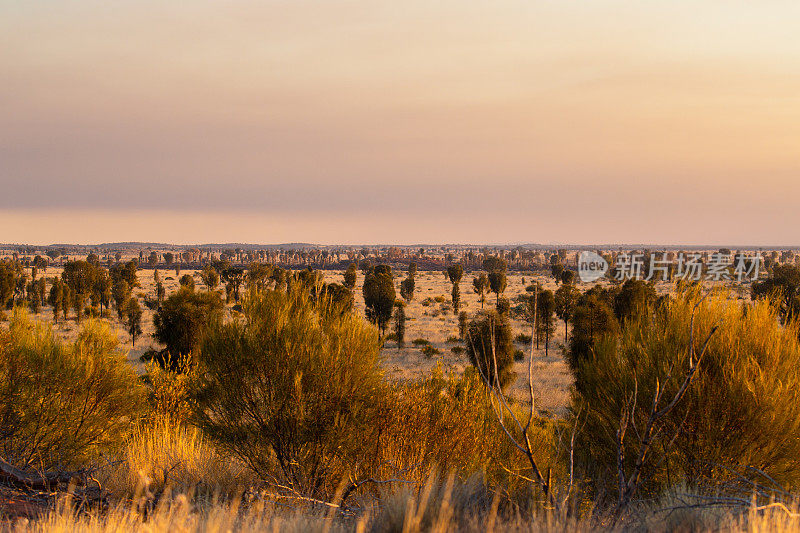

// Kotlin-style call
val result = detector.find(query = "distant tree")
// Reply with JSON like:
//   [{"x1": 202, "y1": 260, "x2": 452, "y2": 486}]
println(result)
[
  {"x1": 343, "y1": 263, "x2": 357, "y2": 291},
  {"x1": 86, "y1": 253, "x2": 100, "y2": 266},
  {"x1": 110, "y1": 260, "x2": 139, "y2": 289},
  {"x1": 551, "y1": 262, "x2": 564, "y2": 282},
  {"x1": 362, "y1": 266, "x2": 395, "y2": 334},
  {"x1": 62, "y1": 285, "x2": 71, "y2": 321},
  {"x1": 36, "y1": 277, "x2": 46, "y2": 309},
  {"x1": 270, "y1": 266, "x2": 287, "y2": 291},
  {"x1": 247, "y1": 262, "x2": 273, "y2": 291},
  {"x1": 48, "y1": 277, "x2": 64, "y2": 324},
  {"x1": 200, "y1": 265, "x2": 220, "y2": 291},
  {"x1": 46, "y1": 249, "x2": 61, "y2": 263},
  {"x1": 447, "y1": 264, "x2": 463, "y2": 314},
  {"x1": 112, "y1": 280, "x2": 130, "y2": 320},
  {"x1": 458, "y1": 311, "x2": 468, "y2": 340},
  {"x1": 157, "y1": 281, "x2": 165, "y2": 304},
  {"x1": 147, "y1": 252, "x2": 159, "y2": 267},
  {"x1": 482, "y1": 257, "x2": 507, "y2": 273},
  {"x1": 408, "y1": 262, "x2": 417, "y2": 277},
  {"x1": 560, "y1": 269, "x2": 575, "y2": 285},
  {"x1": 0, "y1": 259, "x2": 20, "y2": 309},
  {"x1": 536, "y1": 289, "x2": 556, "y2": 356},
  {"x1": 179, "y1": 274, "x2": 195, "y2": 291},
  {"x1": 153, "y1": 288, "x2": 225, "y2": 370},
  {"x1": 27, "y1": 281, "x2": 41, "y2": 313},
  {"x1": 62, "y1": 260, "x2": 98, "y2": 322},
  {"x1": 394, "y1": 301, "x2": 406, "y2": 348},
  {"x1": 124, "y1": 298, "x2": 143, "y2": 347},
  {"x1": 554, "y1": 282, "x2": 579, "y2": 343},
  {"x1": 472, "y1": 273, "x2": 489, "y2": 309},
  {"x1": 752, "y1": 264, "x2": 800, "y2": 323},
  {"x1": 400, "y1": 274, "x2": 415, "y2": 303},
  {"x1": 496, "y1": 296, "x2": 510, "y2": 316},
  {"x1": 92, "y1": 269, "x2": 112, "y2": 317},
  {"x1": 163, "y1": 252, "x2": 174, "y2": 265},
  {"x1": 221, "y1": 267, "x2": 245, "y2": 302},
  {"x1": 488, "y1": 271, "x2": 507, "y2": 304}
]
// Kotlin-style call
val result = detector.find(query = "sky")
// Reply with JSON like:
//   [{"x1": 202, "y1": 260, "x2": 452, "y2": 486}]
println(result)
[{"x1": 1, "y1": 1, "x2": 799, "y2": 245}]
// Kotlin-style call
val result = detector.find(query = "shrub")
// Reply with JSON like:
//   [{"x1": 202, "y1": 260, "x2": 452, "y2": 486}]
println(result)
[
  {"x1": 0, "y1": 310, "x2": 145, "y2": 469},
  {"x1": 144, "y1": 357, "x2": 195, "y2": 422},
  {"x1": 446, "y1": 335, "x2": 460, "y2": 343},
  {"x1": 412, "y1": 338, "x2": 430, "y2": 346},
  {"x1": 191, "y1": 288, "x2": 385, "y2": 499},
  {"x1": 514, "y1": 349, "x2": 525, "y2": 361},
  {"x1": 464, "y1": 310, "x2": 515, "y2": 388},
  {"x1": 153, "y1": 288, "x2": 224, "y2": 370},
  {"x1": 515, "y1": 333, "x2": 532, "y2": 344},
  {"x1": 574, "y1": 289, "x2": 800, "y2": 500},
  {"x1": 421, "y1": 345, "x2": 440, "y2": 358},
  {"x1": 450, "y1": 346, "x2": 465, "y2": 355}
]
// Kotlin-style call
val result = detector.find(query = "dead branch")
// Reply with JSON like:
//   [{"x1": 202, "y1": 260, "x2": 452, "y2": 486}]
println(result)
[{"x1": 614, "y1": 296, "x2": 720, "y2": 517}]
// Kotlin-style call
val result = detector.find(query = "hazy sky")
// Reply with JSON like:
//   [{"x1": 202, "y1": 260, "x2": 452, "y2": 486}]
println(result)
[{"x1": 1, "y1": 1, "x2": 799, "y2": 245}]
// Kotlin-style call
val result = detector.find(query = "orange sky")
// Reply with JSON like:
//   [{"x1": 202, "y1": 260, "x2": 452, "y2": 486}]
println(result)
[{"x1": 1, "y1": 1, "x2": 799, "y2": 245}]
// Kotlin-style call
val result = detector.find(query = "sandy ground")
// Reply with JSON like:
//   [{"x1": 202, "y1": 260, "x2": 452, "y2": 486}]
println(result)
[{"x1": 15, "y1": 267, "x2": 574, "y2": 417}]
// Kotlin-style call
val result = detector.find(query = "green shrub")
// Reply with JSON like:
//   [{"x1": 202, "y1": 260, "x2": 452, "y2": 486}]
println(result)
[
  {"x1": 191, "y1": 288, "x2": 385, "y2": 499},
  {"x1": 515, "y1": 333, "x2": 532, "y2": 344},
  {"x1": 0, "y1": 309, "x2": 145, "y2": 469},
  {"x1": 465, "y1": 310, "x2": 515, "y2": 388},
  {"x1": 153, "y1": 288, "x2": 224, "y2": 370},
  {"x1": 574, "y1": 289, "x2": 800, "y2": 500}
]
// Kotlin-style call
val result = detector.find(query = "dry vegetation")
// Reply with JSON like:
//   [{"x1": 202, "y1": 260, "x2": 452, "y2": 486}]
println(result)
[{"x1": 2, "y1": 248, "x2": 800, "y2": 531}]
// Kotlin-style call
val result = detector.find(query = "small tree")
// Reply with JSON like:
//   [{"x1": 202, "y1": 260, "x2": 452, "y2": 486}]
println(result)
[
  {"x1": 458, "y1": 310, "x2": 468, "y2": 340},
  {"x1": 536, "y1": 289, "x2": 556, "y2": 356},
  {"x1": 48, "y1": 278, "x2": 64, "y2": 324},
  {"x1": 554, "y1": 282, "x2": 578, "y2": 343},
  {"x1": 200, "y1": 265, "x2": 220, "y2": 291},
  {"x1": 221, "y1": 267, "x2": 245, "y2": 302},
  {"x1": 179, "y1": 273, "x2": 195, "y2": 291},
  {"x1": 473, "y1": 273, "x2": 489, "y2": 309},
  {"x1": 400, "y1": 274, "x2": 415, "y2": 302},
  {"x1": 362, "y1": 266, "x2": 396, "y2": 335},
  {"x1": 447, "y1": 264, "x2": 463, "y2": 314},
  {"x1": 112, "y1": 280, "x2": 130, "y2": 321},
  {"x1": 394, "y1": 300, "x2": 406, "y2": 348},
  {"x1": 124, "y1": 298, "x2": 143, "y2": 347},
  {"x1": 153, "y1": 288, "x2": 225, "y2": 370},
  {"x1": 343, "y1": 263, "x2": 357, "y2": 291},
  {"x1": 464, "y1": 310, "x2": 515, "y2": 388},
  {"x1": 488, "y1": 271, "x2": 507, "y2": 305}
]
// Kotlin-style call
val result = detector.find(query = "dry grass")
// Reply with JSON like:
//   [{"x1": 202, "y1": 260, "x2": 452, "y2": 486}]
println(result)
[{"x1": 97, "y1": 417, "x2": 254, "y2": 498}]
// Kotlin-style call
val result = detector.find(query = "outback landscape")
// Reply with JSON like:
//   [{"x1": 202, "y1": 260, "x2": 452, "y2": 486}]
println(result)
[
  {"x1": 3, "y1": 1, "x2": 800, "y2": 531},
  {"x1": 3, "y1": 244, "x2": 800, "y2": 532}
]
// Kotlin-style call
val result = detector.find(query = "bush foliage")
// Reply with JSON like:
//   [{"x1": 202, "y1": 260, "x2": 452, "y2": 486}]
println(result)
[{"x1": 0, "y1": 309, "x2": 145, "y2": 469}]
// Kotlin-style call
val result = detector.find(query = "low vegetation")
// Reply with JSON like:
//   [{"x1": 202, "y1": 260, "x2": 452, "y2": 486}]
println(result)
[{"x1": 4, "y1": 256, "x2": 800, "y2": 531}]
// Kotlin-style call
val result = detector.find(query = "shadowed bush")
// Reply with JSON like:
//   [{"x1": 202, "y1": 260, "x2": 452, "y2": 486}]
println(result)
[{"x1": 574, "y1": 288, "x2": 800, "y2": 501}]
